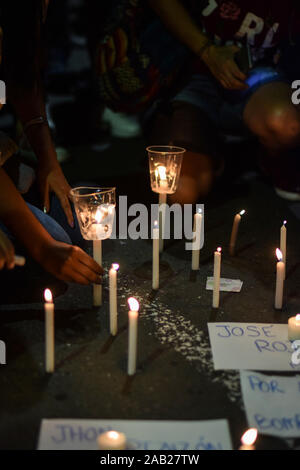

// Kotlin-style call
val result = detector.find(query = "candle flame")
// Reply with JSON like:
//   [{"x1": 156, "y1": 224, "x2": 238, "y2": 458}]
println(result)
[
  {"x1": 217, "y1": 247, "x2": 222, "y2": 253},
  {"x1": 154, "y1": 220, "x2": 158, "y2": 228},
  {"x1": 296, "y1": 314, "x2": 300, "y2": 322},
  {"x1": 95, "y1": 208, "x2": 102, "y2": 223},
  {"x1": 44, "y1": 288, "x2": 53, "y2": 303},
  {"x1": 241, "y1": 428, "x2": 258, "y2": 446},
  {"x1": 276, "y1": 248, "x2": 283, "y2": 261},
  {"x1": 128, "y1": 297, "x2": 139, "y2": 312},
  {"x1": 283, "y1": 220, "x2": 287, "y2": 226},
  {"x1": 112, "y1": 263, "x2": 119, "y2": 271},
  {"x1": 157, "y1": 165, "x2": 167, "y2": 180},
  {"x1": 107, "y1": 431, "x2": 120, "y2": 440},
  {"x1": 197, "y1": 208, "x2": 202, "y2": 214},
  {"x1": 239, "y1": 210, "x2": 246, "y2": 216}
]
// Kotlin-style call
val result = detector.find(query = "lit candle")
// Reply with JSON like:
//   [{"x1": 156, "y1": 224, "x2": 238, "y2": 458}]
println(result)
[
  {"x1": 213, "y1": 247, "x2": 222, "y2": 308},
  {"x1": 239, "y1": 428, "x2": 258, "y2": 450},
  {"x1": 44, "y1": 288, "x2": 55, "y2": 373},
  {"x1": 275, "y1": 248, "x2": 285, "y2": 310},
  {"x1": 288, "y1": 314, "x2": 300, "y2": 341},
  {"x1": 98, "y1": 430, "x2": 127, "y2": 450},
  {"x1": 128, "y1": 297, "x2": 139, "y2": 376},
  {"x1": 280, "y1": 220, "x2": 287, "y2": 279},
  {"x1": 109, "y1": 263, "x2": 119, "y2": 336},
  {"x1": 152, "y1": 220, "x2": 159, "y2": 290},
  {"x1": 14, "y1": 255, "x2": 26, "y2": 266},
  {"x1": 191, "y1": 208, "x2": 203, "y2": 271},
  {"x1": 229, "y1": 210, "x2": 245, "y2": 256},
  {"x1": 156, "y1": 165, "x2": 168, "y2": 192}
]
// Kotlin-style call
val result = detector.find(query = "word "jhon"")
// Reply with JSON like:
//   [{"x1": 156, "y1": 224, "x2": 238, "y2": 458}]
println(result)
[{"x1": 0, "y1": 340, "x2": 6, "y2": 364}]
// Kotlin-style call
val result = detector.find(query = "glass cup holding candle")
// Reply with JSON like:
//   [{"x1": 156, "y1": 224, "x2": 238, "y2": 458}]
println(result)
[
  {"x1": 70, "y1": 187, "x2": 116, "y2": 241},
  {"x1": 147, "y1": 146, "x2": 185, "y2": 195}
]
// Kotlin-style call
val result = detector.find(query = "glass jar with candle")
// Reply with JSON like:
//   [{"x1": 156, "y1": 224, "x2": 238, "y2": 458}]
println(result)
[
  {"x1": 70, "y1": 187, "x2": 116, "y2": 240},
  {"x1": 147, "y1": 146, "x2": 185, "y2": 194}
]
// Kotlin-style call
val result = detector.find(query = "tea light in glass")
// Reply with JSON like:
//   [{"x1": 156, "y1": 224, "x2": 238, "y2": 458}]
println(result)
[
  {"x1": 70, "y1": 186, "x2": 116, "y2": 306},
  {"x1": 147, "y1": 145, "x2": 185, "y2": 251}
]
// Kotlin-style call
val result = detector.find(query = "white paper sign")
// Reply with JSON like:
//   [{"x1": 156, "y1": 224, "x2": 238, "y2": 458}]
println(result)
[
  {"x1": 208, "y1": 322, "x2": 300, "y2": 371},
  {"x1": 206, "y1": 277, "x2": 243, "y2": 292},
  {"x1": 241, "y1": 371, "x2": 300, "y2": 438},
  {"x1": 37, "y1": 419, "x2": 232, "y2": 450}
]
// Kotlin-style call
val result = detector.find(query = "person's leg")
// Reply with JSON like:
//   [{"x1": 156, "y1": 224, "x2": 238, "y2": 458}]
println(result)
[
  {"x1": 243, "y1": 81, "x2": 300, "y2": 199},
  {"x1": 243, "y1": 82, "x2": 300, "y2": 153},
  {"x1": 146, "y1": 73, "x2": 225, "y2": 204}
]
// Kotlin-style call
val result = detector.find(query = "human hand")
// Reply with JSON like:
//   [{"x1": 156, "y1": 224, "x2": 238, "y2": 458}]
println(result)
[
  {"x1": 37, "y1": 161, "x2": 74, "y2": 227},
  {"x1": 40, "y1": 240, "x2": 104, "y2": 285},
  {"x1": 0, "y1": 229, "x2": 15, "y2": 270},
  {"x1": 202, "y1": 45, "x2": 248, "y2": 90}
]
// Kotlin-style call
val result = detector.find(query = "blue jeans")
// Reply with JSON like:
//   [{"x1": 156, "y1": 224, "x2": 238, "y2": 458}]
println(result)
[{"x1": 0, "y1": 195, "x2": 85, "y2": 304}]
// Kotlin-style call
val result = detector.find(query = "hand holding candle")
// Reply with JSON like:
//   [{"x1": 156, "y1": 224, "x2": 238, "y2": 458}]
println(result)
[
  {"x1": 109, "y1": 263, "x2": 119, "y2": 336},
  {"x1": 44, "y1": 288, "x2": 55, "y2": 373},
  {"x1": 275, "y1": 248, "x2": 285, "y2": 310},
  {"x1": 213, "y1": 247, "x2": 222, "y2": 308},
  {"x1": 128, "y1": 297, "x2": 139, "y2": 376},
  {"x1": 229, "y1": 210, "x2": 245, "y2": 256}
]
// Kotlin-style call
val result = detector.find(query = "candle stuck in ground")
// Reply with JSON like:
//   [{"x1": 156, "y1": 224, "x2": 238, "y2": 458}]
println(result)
[
  {"x1": 275, "y1": 248, "x2": 285, "y2": 310},
  {"x1": 127, "y1": 297, "x2": 139, "y2": 376},
  {"x1": 152, "y1": 220, "x2": 159, "y2": 290},
  {"x1": 213, "y1": 247, "x2": 222, "y2": 308},
  {"x1": 229, "y1": 210, "x2": 245, "y2": 256},
  {"x1": 191, "y1": 208, "x2": 203, "y2": 271},
  {"x1": 98, "y1": 430, "x2": 127, "y2": 450},
  {"x1": 288, "y1": 314, "x2": 300, "y2": 341},
  {"x1": 44, "y1": 288, "x2": 55, "y2": 373},
  {"x1": 109, "y1": 263, "x2": 119, "y2": 336}
]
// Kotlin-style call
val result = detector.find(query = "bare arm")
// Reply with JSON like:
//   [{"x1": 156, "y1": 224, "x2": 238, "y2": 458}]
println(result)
[
  {"x1": 0, "y1": 168, "x2": 103, "y2": 284},
  {"x1": 7, "y1": 78, "x2": 74, "y2": 226},
  {"x1": 147, "y1": 0, "x2": 210, "y2": 57},
  {"x1": 147, "y1": 0, "x2": 247, "y2": 89}
]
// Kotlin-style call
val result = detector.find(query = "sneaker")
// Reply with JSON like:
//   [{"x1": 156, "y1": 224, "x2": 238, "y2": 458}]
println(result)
[{"x1": 102, "y1": 107, "x2": 141, "y2": 139}]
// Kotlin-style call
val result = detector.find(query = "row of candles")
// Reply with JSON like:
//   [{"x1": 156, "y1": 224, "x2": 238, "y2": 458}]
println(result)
[
  {"x1": 97, "y1": 426, "x2": 258, "y2": 451},
  {"x1": 42, "y1": 208, "x2": 299, "y2": 375}
]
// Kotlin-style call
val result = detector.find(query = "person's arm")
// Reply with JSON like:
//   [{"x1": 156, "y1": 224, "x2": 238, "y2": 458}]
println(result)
[
  {"x1": 0, "y1": 167, "x2": 103, "y2": 285},
  {"x1": 147, "y1": 0, "x2": 248, "y2": 90},
  {"x1": 0, "y1": 229, "x2": 15, "y2": 270},
  {"x1": 7, "y1": 78, "x2": 74, "y2": 227}
]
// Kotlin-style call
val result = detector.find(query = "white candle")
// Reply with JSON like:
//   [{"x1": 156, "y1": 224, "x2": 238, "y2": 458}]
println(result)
[
  {"x1": 127, "y1": 297, "x2": 139, "y2": 376},
  {"x1": 288, "y1": 314, "x2": 300, "y2": 341},
  {"x1": 98, "y1": 430, "x2": 127, "y2": 450},
  {"x1": 93, "y1": 240, "x2": 102, "y2": 306},
  {"x1": 213, "y1": 247, "x2": 222, "y2": 308},
  {"x1": 192, "y1": 209, "x2": 203, "y2": 271},
  {"x1": 229, "y1": 210, "x2": 245, "y2": 256},
  {"x1": 44, "y1": 288, "x2": 55, "y2": 373},
  {"x1": 159, "y1": 192, "x2": 167, "y2": 252},
  {"x1": 152, "y1": 220, "x2": 160, "y2": 290},
  {"x1": 275, "y1": 248, "x2": 285, "y2": 310},
  {"x1": 280, "y1": 220, "x2": 287, "y2": 279},
  {"x1": 109, "y1": 263, "x2": 119, "y2": 336},
  {"x1": 14, "y1": 255, "x2": 26, "y2": 266},
  {"x1": 239, "y1": 428, "x2": 257, "y2": 451}
]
